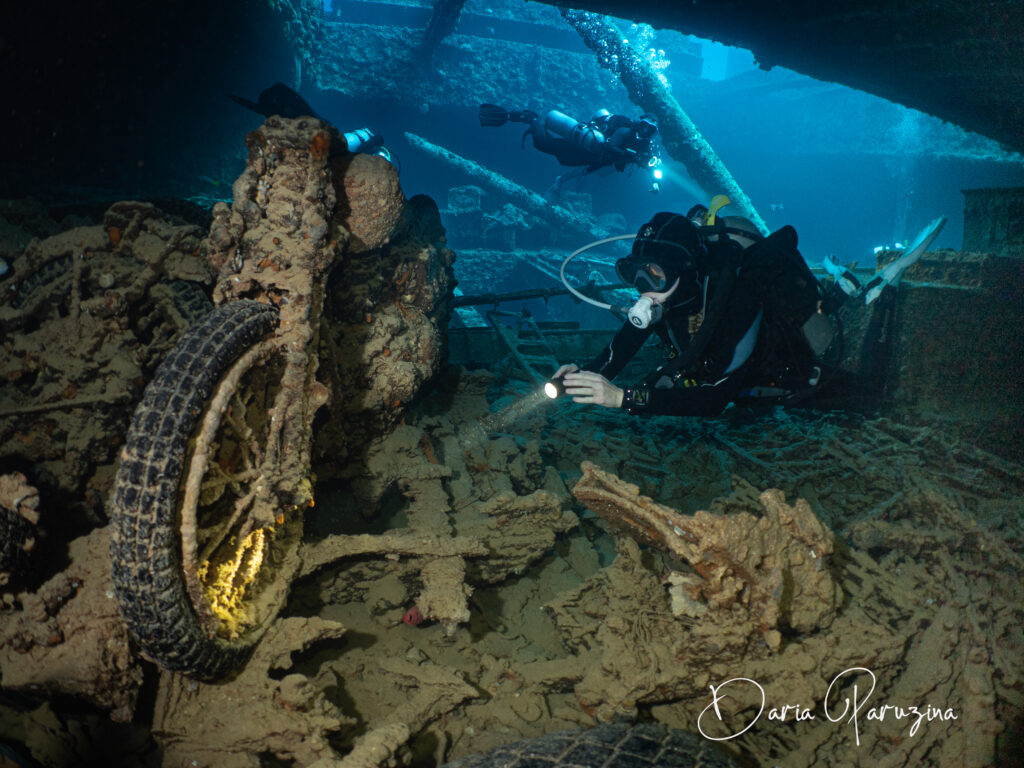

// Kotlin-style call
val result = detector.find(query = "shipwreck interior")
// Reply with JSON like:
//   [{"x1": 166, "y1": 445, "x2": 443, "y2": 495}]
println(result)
[{"x1": 1, "y1": 1, "x2": 1023, "y2": 767}]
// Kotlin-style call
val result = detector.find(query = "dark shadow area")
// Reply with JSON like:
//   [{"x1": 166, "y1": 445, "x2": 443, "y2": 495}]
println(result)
[{"x1": 3, "y1": 0, "x2": 294, "y2": 203}]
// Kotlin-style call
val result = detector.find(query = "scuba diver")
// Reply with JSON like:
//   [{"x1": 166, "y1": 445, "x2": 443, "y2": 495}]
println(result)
[
  {"x1": 479, "y1": 103, "x2": 662, "y2": 194},
  {"x1": 228, "y1": 83, "x2": 400, "y2": 170},
  {"x1": 553, "y1": 198, "x2": 945, "y2": 417}
]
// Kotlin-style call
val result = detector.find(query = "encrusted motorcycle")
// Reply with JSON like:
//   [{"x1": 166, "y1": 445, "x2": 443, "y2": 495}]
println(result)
[{"x1": 108, "y1": 116, "x2": 452, "y2": 679}]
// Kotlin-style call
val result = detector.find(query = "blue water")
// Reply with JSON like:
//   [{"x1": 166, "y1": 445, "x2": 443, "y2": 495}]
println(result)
[
  {"x1": 240, "y1": 1, "x2": 1024, "y2": 330},
  {"x1": 303, "y1": 2, "x2": 1023, "y2": 264},
  {"x1": 6, "y1": 0, "x2": 1022, "y2": 272}
]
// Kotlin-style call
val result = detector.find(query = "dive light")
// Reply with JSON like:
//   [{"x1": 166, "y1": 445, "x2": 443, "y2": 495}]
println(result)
[
  {"x1": 649, "y1": 156, "x2": 662, "y2": 193},
  {"x1": 544, "y1": 378, "x2": 566, "y2": 399}
]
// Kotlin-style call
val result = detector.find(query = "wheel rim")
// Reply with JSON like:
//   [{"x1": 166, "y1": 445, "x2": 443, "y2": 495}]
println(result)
[{"x1": 177, "y1": 341, "x2": 296, "y2": 641}]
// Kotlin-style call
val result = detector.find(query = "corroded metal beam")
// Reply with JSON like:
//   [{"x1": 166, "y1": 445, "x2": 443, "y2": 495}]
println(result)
[
  {"x1": 562, "y1": 8, "x2": 768, "y2": 234},
  {"x1": 542, "y1": 0, "x2": 1024, "y2": 153},
  {"x1": 405, "y1": 131, "x2": 608, "y2": 241},
  {"x1": 419, "y1": 0, "x2": 467, "y2": 63}
]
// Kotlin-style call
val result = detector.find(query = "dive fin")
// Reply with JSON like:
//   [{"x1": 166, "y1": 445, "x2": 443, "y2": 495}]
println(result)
[
  {"x1": 822, "y1": 254, "x2": 862, "y2": 297},
  {"x1": 479, "y1": 103, "x2": 510, "y2": 127},
  {"x1": 228, "y1": 93, "x2": 262, "y2": 114},
  {"x1": 229, "y1": 82, "x2": 319, "y2": 120},
  {"x1": 863, "y1": 216, "x2": 946, "y2": 304}
]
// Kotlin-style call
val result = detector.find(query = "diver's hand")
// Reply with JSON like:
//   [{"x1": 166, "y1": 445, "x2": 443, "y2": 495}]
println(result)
[
  {"x1": 563, "y1": 371, "x2": 623, "y2": 408},
  {"x1": 552, "y1": 363, "x2": 579, "y2": 379}
]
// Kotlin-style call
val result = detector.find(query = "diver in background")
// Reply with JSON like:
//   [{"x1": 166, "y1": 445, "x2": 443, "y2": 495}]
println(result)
[
  {"x1": 479, "y1": 104, "x2": 661, "y2": 195},
  {"x1": 229, "y1": 83, "x2": 399, "y2": 170}
]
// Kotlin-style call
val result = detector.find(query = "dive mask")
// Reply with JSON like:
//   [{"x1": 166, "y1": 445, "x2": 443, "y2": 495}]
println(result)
[
  {"x1": 615, "y1": 259, "x2": 670, "y2": 292},
  {"x1": 617, "y1": 225, "x2": 701, "y2": 291}
]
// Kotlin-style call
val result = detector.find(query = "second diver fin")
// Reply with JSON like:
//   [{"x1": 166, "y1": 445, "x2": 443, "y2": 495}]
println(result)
[
  {"x1": 863, "y1": 216, "x2": 947, "y2": 304},
  {"x1": 822, "y1": 254, "x2": 862, "y2": 298},
  {"x1": 479, "y1": 103, "x2": 510, "y2": 127},
  {"x1": 228, "y1": 82, "x2": 319, "y2": 120}
]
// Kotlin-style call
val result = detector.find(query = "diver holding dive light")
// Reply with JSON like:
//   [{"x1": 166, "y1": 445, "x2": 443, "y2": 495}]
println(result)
[
  {"x1": 479, "y1": 103, "x2": 662, "y2": 196},
  {"x1": 549, "y1": 198, "x2": 946, "y2": 417}
]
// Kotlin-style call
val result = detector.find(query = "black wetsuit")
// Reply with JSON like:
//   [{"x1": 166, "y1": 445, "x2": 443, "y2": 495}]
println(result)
[
  {"x1": 527, "y1": 114, "x2": 653, "y2": 173},
  {"x1": 602, "y1": 115, "x2": 654, "y2": 172},
  {"x1": 583, "y1": 231, "x2": 819, "y2": 417}
]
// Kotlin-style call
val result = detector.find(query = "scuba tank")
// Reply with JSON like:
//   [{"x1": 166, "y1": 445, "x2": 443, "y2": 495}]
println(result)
[
  {"x1": 543, "y1": 110, "x2": 607, "y2": 155},
  {"x1": 343, "y1": 128, "x2": 383, "y2": 154},
  {"x1": 342, "y1": 128, "x2": 401, "y2": 174}
]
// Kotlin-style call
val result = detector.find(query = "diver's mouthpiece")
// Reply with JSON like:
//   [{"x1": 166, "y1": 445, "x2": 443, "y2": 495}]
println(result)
[
  {"x1": 627, "y1": 296, "x2": 663, "y2": 329},
  {"x1": 544, "y1": 379, "x2": 565, "y2": 399}
]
